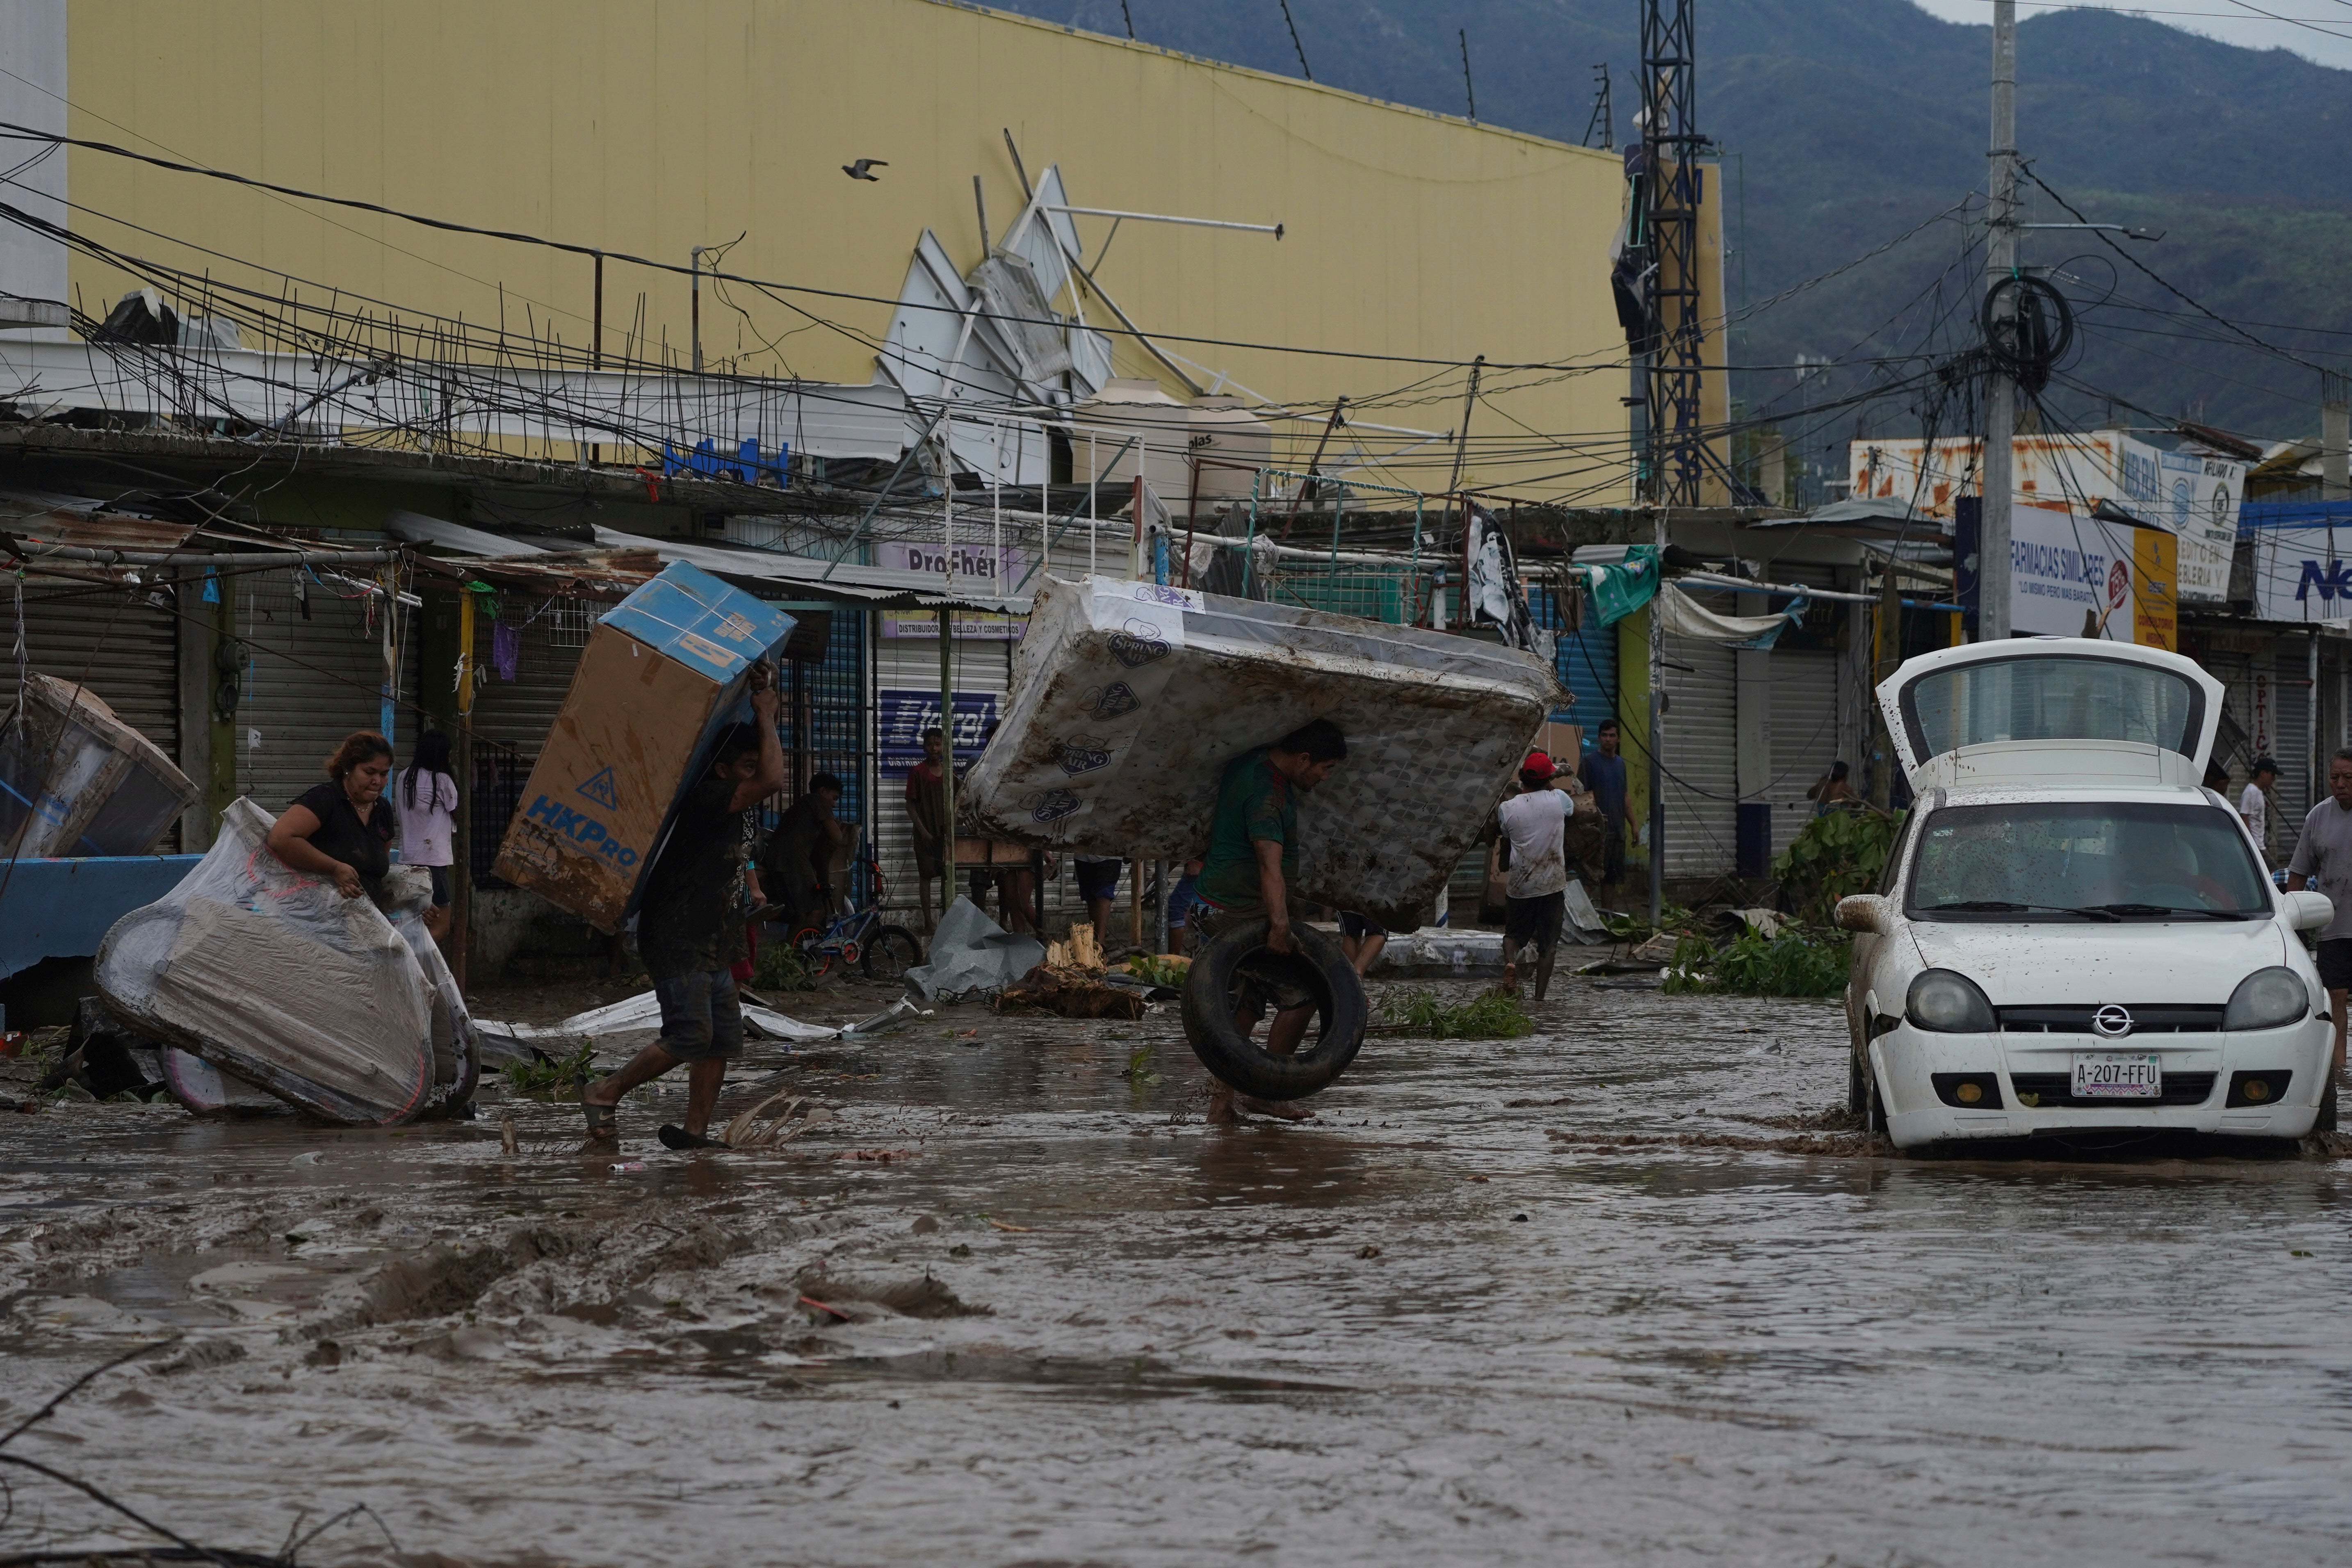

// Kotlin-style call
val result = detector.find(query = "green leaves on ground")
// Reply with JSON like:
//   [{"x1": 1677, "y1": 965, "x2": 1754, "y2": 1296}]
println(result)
[
  {"x1": 752, "y1": 941, "x2": 818, "y2": 992},
  {"x1": 1773, "y1": 807, "x2": 1904, "y2": 924},
  {"x1": 500, "y1": 1039, "x2": 596, "y2": 1099},
  {"x1": 1661, "y1": 927, "x2": 1849, "y2": 998},
  {"x1": 1381, "y1": 987, "x2": 1535, "y2": 1040},
  {"x1": 1124, "y1": 953, "x2": 1191, "y2": 989}
]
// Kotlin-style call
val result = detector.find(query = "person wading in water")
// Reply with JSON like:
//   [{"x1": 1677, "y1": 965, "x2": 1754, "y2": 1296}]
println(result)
[
  {"x1": 580, "y1": 667, "x2": 785, "y2": 1149},
  {"x1": 1189, "y1": 718, "x2": 1347, "y2": 1125}
]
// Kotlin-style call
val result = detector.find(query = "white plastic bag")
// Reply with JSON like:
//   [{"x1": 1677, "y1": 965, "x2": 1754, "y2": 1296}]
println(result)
[{"x1": 96, "y1": 798, "x2": 465, "y2": 1126}]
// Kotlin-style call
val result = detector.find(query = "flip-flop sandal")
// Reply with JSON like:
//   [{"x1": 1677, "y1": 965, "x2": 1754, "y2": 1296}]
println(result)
[
  {"x1": 580, "y1": 1094, "x2": 618, "y2": 1138},
  {"x1": 658, "y1": 1124, "x2": 728, "y2": 1151}
]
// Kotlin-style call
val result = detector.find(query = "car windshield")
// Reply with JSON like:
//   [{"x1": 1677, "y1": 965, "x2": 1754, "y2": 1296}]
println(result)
[
  {"x1": 1907, "y1": 800, "x2": 2270, "y2": 919},
  {"x1": 1902, "y1": 655, "x2": 2199, "y2": 762}
]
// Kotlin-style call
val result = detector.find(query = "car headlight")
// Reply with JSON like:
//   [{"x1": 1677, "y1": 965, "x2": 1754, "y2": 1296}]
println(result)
[
  {"x1": 2224, "y1": 966, "x2": 2313, "y2": 1031},
  {"x1": 1906, "y1": 969, "x2": 1996, "y2": 1033}
]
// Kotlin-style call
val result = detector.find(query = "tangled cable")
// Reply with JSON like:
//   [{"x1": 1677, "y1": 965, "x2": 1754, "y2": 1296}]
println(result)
[{"x1": 1979, "y1": 273, "x2": 2076, "y2": 394}]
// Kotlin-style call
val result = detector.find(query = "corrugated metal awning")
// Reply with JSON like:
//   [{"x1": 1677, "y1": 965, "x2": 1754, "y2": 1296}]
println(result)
[{"x1": 589, "y1": 527, "x2": 1032, "y2": 614}]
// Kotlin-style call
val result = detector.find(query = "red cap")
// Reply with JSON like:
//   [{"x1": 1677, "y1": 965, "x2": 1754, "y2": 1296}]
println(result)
[{"x1": 1521, "y1": 751, "x2": 1556, "y2": 780}]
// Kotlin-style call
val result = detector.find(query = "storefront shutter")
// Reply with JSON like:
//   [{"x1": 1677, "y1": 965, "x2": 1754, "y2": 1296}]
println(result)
[
  {"x1": 0, "y1": 579, "x2": 183, "y2": 847},
  {"x1": 233, "y1": 572, "x2": 409, "y2": 817},
  {"x1": 1659, "y1": 631, "x2": 1738, "y2": 880},
  {"x1": 1767, "y1": 648, "x2": 1841, "y2": 861}
]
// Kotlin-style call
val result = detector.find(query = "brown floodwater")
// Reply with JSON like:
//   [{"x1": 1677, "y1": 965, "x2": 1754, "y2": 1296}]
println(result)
[{"x1": 3, "y1": 974, "x2": 2350, "y2": 1566}]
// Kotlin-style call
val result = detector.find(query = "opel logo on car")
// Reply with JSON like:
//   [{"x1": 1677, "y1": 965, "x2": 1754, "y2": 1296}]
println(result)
[{"x1": 2092, "y1": 1004, "x2": 2135, "y2": 1039}]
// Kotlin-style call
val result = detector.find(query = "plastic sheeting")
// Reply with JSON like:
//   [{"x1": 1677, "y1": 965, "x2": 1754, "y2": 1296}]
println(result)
[
  {"x1": 473, "y1": 991, "x2": 916, "y2": 1060},
  {"x1": 94, "y1": 798, "x2": 475, "y2": 1126},
  {"x1": 904, "y1": 896, "x2": 1045, "y2": 1003},
  {"x1": 959, "y1": 578, "x2": 1558, "y2": 930}
]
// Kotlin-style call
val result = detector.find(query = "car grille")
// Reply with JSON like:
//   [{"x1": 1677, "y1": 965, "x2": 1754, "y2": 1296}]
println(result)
[
  {"x1": 1997, "y1": 1005, "x2": 2226, "y2": 1035},
  {"x1": 2010, "y1": 1071, "x2": 2218, "y2": 1109}
]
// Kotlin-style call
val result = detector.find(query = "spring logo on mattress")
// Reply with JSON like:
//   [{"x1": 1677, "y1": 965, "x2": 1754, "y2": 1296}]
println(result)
[
  {"x1": 1108, "y1": 619, "x2": 1173, "y2": 668},
  {"x1": 1057, "y1": 736, "x2": 1113, "y2": 776},
  {"x1": 1023, "y1": 789, "x2": 1082, "y2": 824},
  {"x1": 1084, "y1": 682, "x2": 1139, "y2": 720}
]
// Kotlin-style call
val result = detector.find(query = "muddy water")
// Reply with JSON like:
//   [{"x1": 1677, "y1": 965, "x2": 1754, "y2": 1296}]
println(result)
[{"x1": 4, "y1": 977, "x2": 2350, "y2": 1566}]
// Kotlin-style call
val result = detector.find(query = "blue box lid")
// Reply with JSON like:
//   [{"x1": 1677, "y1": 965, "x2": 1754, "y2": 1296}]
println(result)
[{"x1": 600, "y1": 560, "x2": 796, "y2": 679}]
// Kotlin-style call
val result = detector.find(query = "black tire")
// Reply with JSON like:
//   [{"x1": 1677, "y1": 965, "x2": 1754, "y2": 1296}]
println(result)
[
  {"x1": 1866, "y1": 1061, "x2": 1889, "y2": 1135},
  {"x1": 1847, "y1": 1048, "x2": 1870, "y2": 1119},
  {"x1": 2319, "y1": 1075, "x2": 2338, "y2": 1133},
  {"x1": 863, "y1": 924, "x2": 924, "y2": 985},
  {"x1": 1180, "y1": 917, "x2": 1369, "y2": 1102}
]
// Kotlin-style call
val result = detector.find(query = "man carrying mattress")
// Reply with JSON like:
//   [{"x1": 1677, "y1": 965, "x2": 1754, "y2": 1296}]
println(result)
[
  {"x1": 1190, "y1": 718, "x2": 1348, "y2": 1125},
  {"x1": 581, "y1": 666, "x2": 785, "y2": 1149}
]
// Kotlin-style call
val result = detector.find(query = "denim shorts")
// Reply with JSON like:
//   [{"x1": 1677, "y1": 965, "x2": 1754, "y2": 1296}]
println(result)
[{"x1": 653, "y1": 969, "x2": 746, "y2": 1062}]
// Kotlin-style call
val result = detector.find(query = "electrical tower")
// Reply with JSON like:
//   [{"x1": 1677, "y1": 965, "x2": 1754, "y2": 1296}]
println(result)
[{"x1": 1639, "y1": 0, "x2": 1708, "y2": 507}]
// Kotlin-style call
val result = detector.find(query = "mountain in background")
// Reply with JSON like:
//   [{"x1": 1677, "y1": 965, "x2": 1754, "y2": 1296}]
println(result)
[{"x1": 993, "y1": 0, "x2": 2352, "y2": 485}]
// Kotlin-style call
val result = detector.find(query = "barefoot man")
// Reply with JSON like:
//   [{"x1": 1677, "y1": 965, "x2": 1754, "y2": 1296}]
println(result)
[
  {"x1": 1191, "y1": 719, "x2": 1347, "y2": 1124},
  {"x1": 581, "y1": 666, "x2": 785, "y2": 1150}
]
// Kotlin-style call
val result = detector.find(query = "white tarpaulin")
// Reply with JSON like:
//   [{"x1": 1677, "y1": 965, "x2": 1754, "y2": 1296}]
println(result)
[
  {"x1": 474, "y1": 992, "x2": 916, "y2": 1060},
  {"x1": 959, "y1": 577, "x2": 1558, "y2": 929},
  {"x1": 1655, "y1": 583, "x2": 1807, "y2": 649}
]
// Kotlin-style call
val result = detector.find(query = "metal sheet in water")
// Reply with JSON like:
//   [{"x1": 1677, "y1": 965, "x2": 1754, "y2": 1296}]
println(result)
[{"x1": 960, "y1": 578, "x2": 1558, "y2": 928}]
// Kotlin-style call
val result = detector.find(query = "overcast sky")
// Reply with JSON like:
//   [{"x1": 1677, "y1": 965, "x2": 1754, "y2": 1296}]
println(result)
[{"x1": 1908, "y1": 0, "x2": 2352, "y2": 71}]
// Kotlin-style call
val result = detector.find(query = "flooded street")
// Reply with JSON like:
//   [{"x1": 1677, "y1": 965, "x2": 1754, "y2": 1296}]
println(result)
[{"x1": 6, "y1": 976, "x2": 2351, "y2": 1566}]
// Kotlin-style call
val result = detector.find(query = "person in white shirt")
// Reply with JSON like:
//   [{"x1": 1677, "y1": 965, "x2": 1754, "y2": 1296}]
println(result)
[
  {"x1": 1495, "y1": 751, "x2": 1574, "y2": 1003},
  {"x1": 394, "y1": 730, "x2": 460, "y2": 941},
  {"x1": 2241, "y1": 756, "x2": 2279, "y2": 869}
]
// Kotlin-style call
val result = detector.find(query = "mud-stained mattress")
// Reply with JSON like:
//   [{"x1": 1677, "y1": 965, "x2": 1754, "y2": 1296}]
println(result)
[{"x1": 959, "y1": 578, "x2": 1559, "y2": 930}]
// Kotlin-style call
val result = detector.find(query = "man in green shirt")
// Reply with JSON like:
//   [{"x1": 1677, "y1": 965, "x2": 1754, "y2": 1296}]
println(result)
[{"x1": 1191, "y1": 718, "x2": 1348, "y2": 1123}]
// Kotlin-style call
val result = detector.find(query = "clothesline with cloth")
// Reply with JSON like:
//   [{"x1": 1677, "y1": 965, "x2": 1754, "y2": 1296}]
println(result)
[{"x1": 1563, "y1": 545, "x2": 1808, "y2": 650}]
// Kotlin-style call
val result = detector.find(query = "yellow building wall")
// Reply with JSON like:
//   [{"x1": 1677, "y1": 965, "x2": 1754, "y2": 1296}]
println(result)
[{"x1": 62, "y1": 0, "x2": 1637, "y2": 499}]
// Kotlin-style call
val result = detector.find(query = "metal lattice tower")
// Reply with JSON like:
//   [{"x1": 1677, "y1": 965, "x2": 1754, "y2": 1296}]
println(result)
[{"x1": 1639, "y1": 0, "x2": 1707, "y2": 506}]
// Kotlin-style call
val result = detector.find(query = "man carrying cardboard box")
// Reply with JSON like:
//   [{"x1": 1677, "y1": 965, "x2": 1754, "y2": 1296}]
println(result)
[{"x1": 581, "y1": 667, "x2": 785, "y2": 1149}]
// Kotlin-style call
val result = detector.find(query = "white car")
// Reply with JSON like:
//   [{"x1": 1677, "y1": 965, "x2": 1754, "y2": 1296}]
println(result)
[{"x1": 1838, "y1": 637, "x2": 2335, "y2": 1150}]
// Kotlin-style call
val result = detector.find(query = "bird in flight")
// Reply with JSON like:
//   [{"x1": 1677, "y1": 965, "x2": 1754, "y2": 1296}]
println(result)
[{"x1": 842, "y1": 159, "x2": 887, "y2": 181}]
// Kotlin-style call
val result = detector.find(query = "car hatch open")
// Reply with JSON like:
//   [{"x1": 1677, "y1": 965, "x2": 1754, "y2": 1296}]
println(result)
[{"x1": 1877, "y1": 638, "x2": 2222, "y2": 790}]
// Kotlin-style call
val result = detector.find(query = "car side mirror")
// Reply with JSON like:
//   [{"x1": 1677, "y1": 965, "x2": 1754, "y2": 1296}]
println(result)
[
  {"x1": 2282, "y1": 890, "x2": 2333, "y2": 932},
  {"x1": 1835, "y1": 894, "x2": 1895, "y2": 935}
]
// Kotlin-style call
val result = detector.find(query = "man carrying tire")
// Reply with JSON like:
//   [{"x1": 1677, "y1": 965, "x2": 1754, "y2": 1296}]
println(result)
[{"x1": 1191, "y1": 718, "x2": 1348, "y2": 1124}]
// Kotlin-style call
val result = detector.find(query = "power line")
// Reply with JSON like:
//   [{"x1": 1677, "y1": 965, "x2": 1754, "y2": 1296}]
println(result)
[
  {"x1": 1277, "y1": 0, "x2": 1313, "y2": 80},
  {"x1": 2021, "y1": 164, "x2": 2331, "y2": 377}
]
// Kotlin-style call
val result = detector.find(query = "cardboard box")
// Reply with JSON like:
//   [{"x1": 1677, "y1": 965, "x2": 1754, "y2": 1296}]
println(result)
[
  {"x1": 492, "y1": 562, "x2": 794, "y2": 931},
  {"x1": 1534, "y1": 721, "x2": 1582, "y2": 769},
  {"x1": 0, "y1": 673, "x2": 198, "y2": 857}
]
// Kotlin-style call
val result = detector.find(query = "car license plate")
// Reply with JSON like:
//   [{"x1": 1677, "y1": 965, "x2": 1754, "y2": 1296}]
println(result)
[{"x1": 2072, "y1": 1052, "x2": 2162, "y2": 1099}]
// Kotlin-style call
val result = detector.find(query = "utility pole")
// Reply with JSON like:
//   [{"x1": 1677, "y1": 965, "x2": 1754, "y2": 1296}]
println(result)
[
  {"x1": 1639, "y1": 0, "x2": 1706, "y2": 508},
  {"x1": 1980, "y1": 0, "x2": 2019, "y2": 641},
  {"x1": 2324, "y1": 371, "x2": 2349, "y2": 502}
]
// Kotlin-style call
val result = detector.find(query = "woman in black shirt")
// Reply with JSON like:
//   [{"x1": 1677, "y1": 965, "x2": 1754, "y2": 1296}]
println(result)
[{"x1": 267, "y1": 731, "x2": 397, "y2": 903}]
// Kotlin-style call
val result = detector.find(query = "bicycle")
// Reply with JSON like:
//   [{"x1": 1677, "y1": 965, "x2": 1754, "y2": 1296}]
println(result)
[{"x1": 764, "y1": 832, "x2": 924, "y2": 986}]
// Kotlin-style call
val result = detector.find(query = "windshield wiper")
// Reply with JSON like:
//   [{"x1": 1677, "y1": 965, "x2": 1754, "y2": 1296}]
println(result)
[
  {"x1": 1922, "y1": 900, "x2": 2121, "y2": 922},
  {"x1": 2079, "y1": 902, "x2": 2250, "y2": 920}
]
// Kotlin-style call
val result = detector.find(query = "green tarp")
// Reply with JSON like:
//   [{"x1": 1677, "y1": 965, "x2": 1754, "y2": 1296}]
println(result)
[{"x1": 1585, "y1": 545, "x2": 1660, "y2": 627}]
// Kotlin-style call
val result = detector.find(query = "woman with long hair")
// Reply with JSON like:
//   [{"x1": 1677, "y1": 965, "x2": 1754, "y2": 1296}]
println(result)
[
  {"x1": 395, "y1": 729, "x2": 459, "y2": 939},
  {"x1": 266, "y1": 731, "x2": 397, "y2": 907}
]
